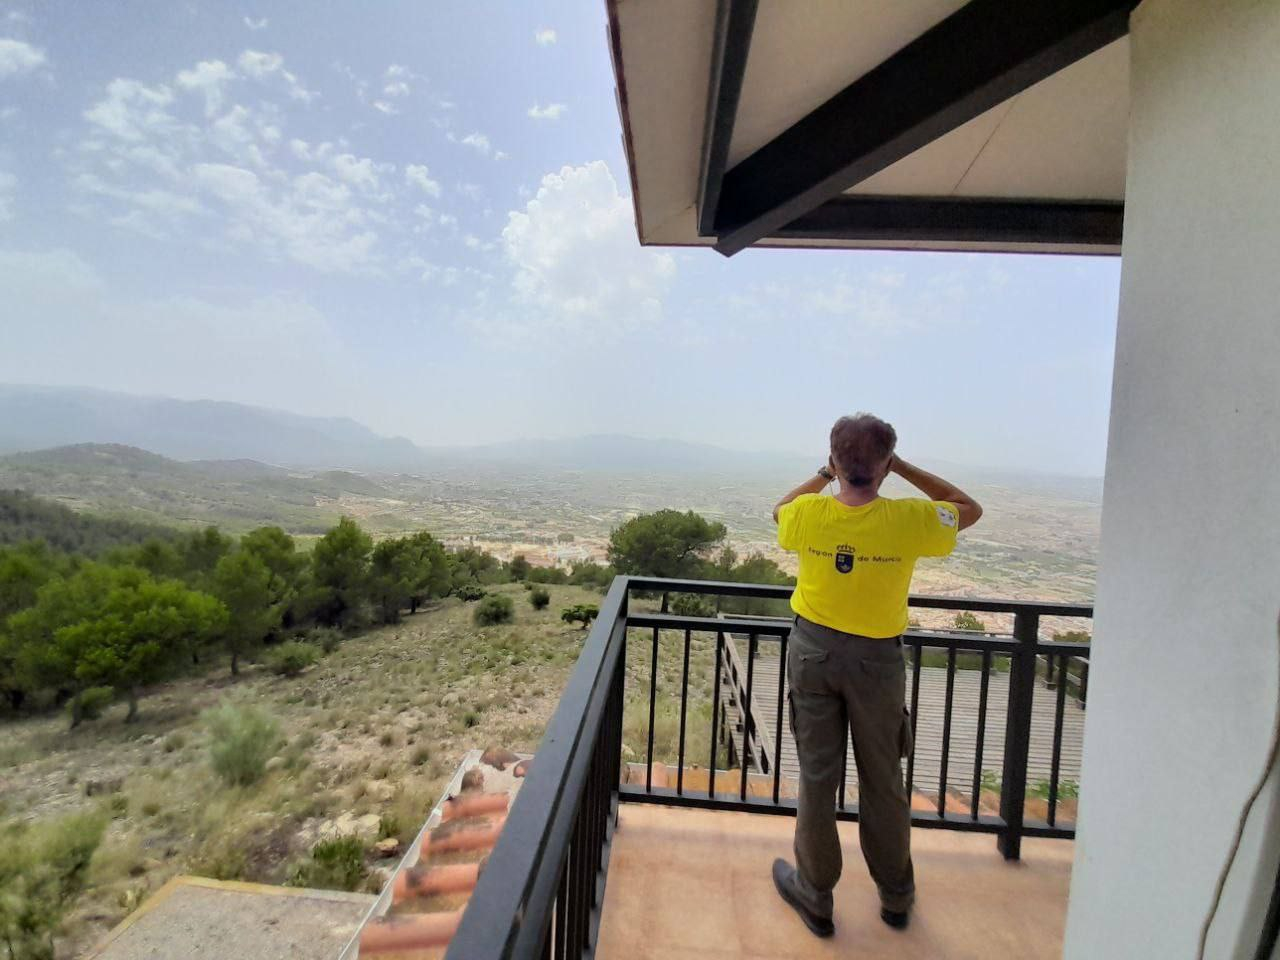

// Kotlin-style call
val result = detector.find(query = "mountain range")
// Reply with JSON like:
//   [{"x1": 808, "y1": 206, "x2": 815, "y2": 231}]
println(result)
[
  {"x1": 0, "y1": 384, "x2": 426, "y2": 472},
  {"x1": 0, "y1": 384, "x2": 1101, "y2": 500},
  {"x1": 0, "y1": 384, "x2": 805, "y2": 476}
]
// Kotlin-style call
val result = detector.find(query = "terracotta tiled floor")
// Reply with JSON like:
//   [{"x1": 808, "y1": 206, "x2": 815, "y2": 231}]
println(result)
[{"x1": 597, "y1": 805, "x2": 1073, "y2": 960}]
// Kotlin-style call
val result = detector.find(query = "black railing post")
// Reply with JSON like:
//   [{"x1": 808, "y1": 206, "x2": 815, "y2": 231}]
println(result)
[{"x1": 998, "y1": 610, "x2": 1039, "y2": 861}]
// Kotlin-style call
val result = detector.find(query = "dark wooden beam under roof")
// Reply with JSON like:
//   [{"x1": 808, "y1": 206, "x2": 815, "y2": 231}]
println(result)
[
  {"x1": 713, "y1": 0, "x2": 1139, "y2": 257},
  {"x1": 696, "y1": 0, "x2": 758, "y2": 238},
  {"x1": 777, "y1": 196, "x2": 1124, "y2": 249}
]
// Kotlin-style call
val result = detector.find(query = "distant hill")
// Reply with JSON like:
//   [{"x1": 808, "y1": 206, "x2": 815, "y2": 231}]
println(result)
[
  {"x1": 0, "y1": 384, "x2": 428, "y2": 472},
  {"x1": 0, "y1": 489, "x2": 179, "y2": 554},
  {"x1": 0, "y1": 444, "x2": 396, "y2": 533}
]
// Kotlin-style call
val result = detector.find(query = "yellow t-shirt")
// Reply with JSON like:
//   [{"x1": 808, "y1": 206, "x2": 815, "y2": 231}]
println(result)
[{"x1": 777, "y1": 494, "x2": 959, "y2": 638}]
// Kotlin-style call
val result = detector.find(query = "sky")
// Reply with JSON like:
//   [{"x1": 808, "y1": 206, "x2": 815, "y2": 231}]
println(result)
[{"x1": 0, "y1": 1, "x2": 1122, "y2": 476}]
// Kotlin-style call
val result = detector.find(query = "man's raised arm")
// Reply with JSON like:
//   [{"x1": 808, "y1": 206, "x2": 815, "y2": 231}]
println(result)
[
  {"x1": 773, "y1": 464, "x2": 833, "y2": 523},
  {"x1": 890, "y1": 456, "x2": 983, "y2": 530}
]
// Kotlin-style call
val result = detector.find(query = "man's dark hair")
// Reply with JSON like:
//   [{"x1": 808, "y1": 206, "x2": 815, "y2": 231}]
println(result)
[{"x1": 830, "y1": 414, "x2": 897, "y2": 488}]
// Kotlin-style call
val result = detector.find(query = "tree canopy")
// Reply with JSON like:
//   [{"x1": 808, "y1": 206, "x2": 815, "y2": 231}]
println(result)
[
  {"x1": 212, "y1": 550, "x2": 280, "y2": 675},
  {"x1": 606, "y1": 510, "x2": 727, "y2": 579},
  {"x1": 310, "y1": 517, "x2": 373, "y2": 627},
  {"x1": 7, "y1": 563, "x2": 226, "y2": 723}
]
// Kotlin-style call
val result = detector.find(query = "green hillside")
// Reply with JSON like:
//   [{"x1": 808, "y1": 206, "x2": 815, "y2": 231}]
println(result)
[
  {"x1": 0, "y1": 445, "x2": 397, "y2": 534},
  {"x1": 0, "y1": 489, "x2": 179, "y2": 554}
]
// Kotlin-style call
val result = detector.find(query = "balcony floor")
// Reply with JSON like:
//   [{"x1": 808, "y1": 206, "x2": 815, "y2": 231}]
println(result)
[{"x1": 597, "y1": 804, "x2": 1073, "y2": 960}]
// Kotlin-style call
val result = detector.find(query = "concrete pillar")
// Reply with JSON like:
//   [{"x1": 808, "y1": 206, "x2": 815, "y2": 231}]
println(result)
[{"x1": 1064, "y1": 0, "x2": 1280, "y2": 957}]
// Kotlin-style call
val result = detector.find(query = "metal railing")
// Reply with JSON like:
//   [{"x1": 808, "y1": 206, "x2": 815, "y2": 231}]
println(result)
[{"x1": 446, "y1": 577, "x2": 1092, "y2": 959}]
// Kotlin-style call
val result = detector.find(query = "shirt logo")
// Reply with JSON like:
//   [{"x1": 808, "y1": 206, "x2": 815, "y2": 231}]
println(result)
[
  {"x1": 936, "y1": 505, "x2": 957, "y2": 528},
  {"x1": 834, "y1": 544, "x2": 855, "y2": 574}
]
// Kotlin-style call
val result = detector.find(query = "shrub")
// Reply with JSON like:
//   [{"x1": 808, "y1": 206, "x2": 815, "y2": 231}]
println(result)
[
  {"x1": 287, "y1": 836, "x2": 367, "y2": 892},
  {"x1": 474, "y1": 594, "x2": 514, "y2": 626},
  {"x1": 529, "y1": 587, "x2": 550, "y2": 610},
  {"x1": 561, "y1": 604, "x2": 600, "y2": 630},
  {"x1": 454, "y1": 583, "x2": 487, "y2": 602},
  {"x1": 0, "y1": 812, "x2": 106, "y2": 959},
  {"x1": 1054, "y1": 629, "x2": 1091, "y2": 645},
  {"x1": 527, "y1": 566, "x2": 569, "y2": 585},
  {"x1": 308, "y1": 627, "x2": 344, "y2": 653},
  {"x1": 266, "y1": 640, "x2": 319, "y2": 677},
  {"x1": 162, "y1": 731, "x2": 187, "y2": 753},
  {"x1": 203, "y1": 702, "x2": 282, "y2": 788},
  {"x1": 71, "y1": 686, "x2": 115, "y2": 722},
  {"x1": 953, "y1": 611, "x2": 987, "y2": 632},
  {"x1": 411, "y1": 745, "x2": 431, "y2": 767},
  {"x1": 670, "y1": 593, "x2": 715, "y2": 618}
]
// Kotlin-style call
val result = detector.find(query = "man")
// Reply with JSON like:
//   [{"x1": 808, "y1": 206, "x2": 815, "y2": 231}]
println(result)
[{"x1": 770, "y1": 413, "x2": 982, "y2": 937}]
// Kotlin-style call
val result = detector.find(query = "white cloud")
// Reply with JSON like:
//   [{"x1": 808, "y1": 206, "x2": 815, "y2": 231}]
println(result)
[
  {"x1": 71, "y1": 68, "x2": 409, "y2": 273},
  {"x1": 404, "y1": 164, "x2": 441, "y2": 198},
  {"x1": 175, "y1": 59, "x2": 235, "y2": 117},
  {"x1": 383, "y1": 80, "x2": 409, "y2": 98},
  {"x1": 237, "y1": 49, "x2": 314, "y2": 102},
  {"x1": 73, "y1": 171, "x2": 204, "y2": 234},
  {"x1": 190, "y1": 161, "x2": 379, "y2": 272},
  {"x1": 289, "y1": 138, "x2": 333, "y2": 163},
  {"x1": 330, "y1": 153, "x2": 387, "y2": 195},
  {"x1": 208, "y1": 103, "x2": 270, "y2": 168},
  {"x1": 500, "y1": 160, "x2": 674, "y2": 336},
  {"x1": 0, "y1": 37, "x2": 44, "y2": 77},
  {"x1": 455, "y1": 131, "x2": 490, "y2": 155},
  {"x1": 527, "y1": 102, "x2": 566, "y2": 121},
  {"x1": 371, "y1": 99, "x2": 397, "y2": 115},
  {"x1": 84, "y1": 78, "x2": 178, "y2": 142},
  {"x1": 0, "y1": 170, "x2": 15, "y2": 221},
  {"x1": 806, "y1": 280, "x2": 902, "y2": 333},
  {"x1": 534, "y1": 28, "x2": 557, "y2": 46},
  {"x1": 243, "y1": 16, "x2": 268, "y2": 31}
]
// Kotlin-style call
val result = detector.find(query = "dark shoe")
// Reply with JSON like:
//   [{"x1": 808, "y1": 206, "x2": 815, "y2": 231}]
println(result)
[
  {"x1": 880, "y1": 907, "x2": 909, "y2": 930},
  {"x1": 772, "y1": 859, "x2": 834, "y2": 938}
]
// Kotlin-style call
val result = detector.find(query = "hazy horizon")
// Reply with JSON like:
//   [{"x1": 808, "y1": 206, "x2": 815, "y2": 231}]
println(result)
[
  {"x1": 1, "y1": 1, "x2": 1121, "y2": 475},
  {"x1": 0, "y1": 381, "x2": 1107, "y2": 484}
]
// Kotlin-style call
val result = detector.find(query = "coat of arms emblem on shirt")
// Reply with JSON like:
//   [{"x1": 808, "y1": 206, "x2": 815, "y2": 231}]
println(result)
[{"x1": 834, "y1": 545, "x2": 855, "y2": 573}]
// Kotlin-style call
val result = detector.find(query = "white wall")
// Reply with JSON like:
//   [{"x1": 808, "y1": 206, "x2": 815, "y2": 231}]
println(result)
[{"x1": 1064, "y1": 0, "x2": 1280, "y2": 957}]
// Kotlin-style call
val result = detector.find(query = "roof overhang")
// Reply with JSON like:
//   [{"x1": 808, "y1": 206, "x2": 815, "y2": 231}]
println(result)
[{"x1": 606, "y1": 0, "x2": 1133, "y2": 257}]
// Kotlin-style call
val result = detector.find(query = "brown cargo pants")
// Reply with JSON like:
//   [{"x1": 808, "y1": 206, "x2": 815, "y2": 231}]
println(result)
[{"x1": 786, "y1": 614, "x2": 915, "y2": 917}]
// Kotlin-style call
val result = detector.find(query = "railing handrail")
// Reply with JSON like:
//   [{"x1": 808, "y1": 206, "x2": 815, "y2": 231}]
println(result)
[
  {"x1": 446, "y1": 577, "x2": 629, "y2": 959},
  {"x1": 628, "y1": 612, "x2": 1091, "y2": 657},
  {"x1": 626, "y1": 575, "x2": 1093, "y2": 618}
]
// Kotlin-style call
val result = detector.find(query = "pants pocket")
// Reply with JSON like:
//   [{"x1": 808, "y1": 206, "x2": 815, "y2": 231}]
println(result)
[
  {"x1": 898, "y1": 707, "x2": 914, "y2": 760},
  {"x1": 788, "y1": 633, "x2": 830, "y2": 694}
]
